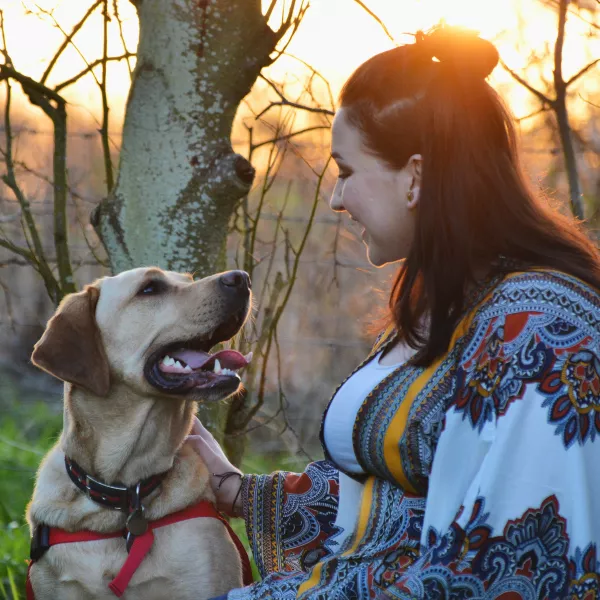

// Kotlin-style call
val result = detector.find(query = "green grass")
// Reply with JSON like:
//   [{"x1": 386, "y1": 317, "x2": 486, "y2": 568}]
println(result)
[{"x1": 0, "y1": 396, "x2": 62, "y2": 600}]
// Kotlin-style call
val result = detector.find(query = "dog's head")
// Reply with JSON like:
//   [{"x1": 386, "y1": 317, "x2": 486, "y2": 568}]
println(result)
[{"x1": 31, "y1": 267, "x2": 252, "y2": 403}]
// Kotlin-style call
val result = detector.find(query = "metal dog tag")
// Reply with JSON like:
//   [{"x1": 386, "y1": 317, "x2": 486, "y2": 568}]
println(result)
[{"x1": 126, "y1": 507, "x2": 148, "y2": 536}]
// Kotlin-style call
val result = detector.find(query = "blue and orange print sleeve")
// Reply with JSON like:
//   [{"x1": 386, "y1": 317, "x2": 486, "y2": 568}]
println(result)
[{"x1": 240, "y1": 460, "x2": 340, "y2": 580}]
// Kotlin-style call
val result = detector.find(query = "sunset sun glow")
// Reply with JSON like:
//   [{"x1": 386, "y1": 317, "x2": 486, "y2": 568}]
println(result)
[{"x1": 0, "y1": 0, "x2": 598, "y2": 128}]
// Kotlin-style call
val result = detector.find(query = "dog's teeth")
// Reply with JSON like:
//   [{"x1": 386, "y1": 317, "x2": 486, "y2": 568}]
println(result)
[
  {"x1": 174, "y1": 360, "x2": 183, "y2": 369},
  {"x1": 162, "y1": 355, "x2": 174, "y2": 366},
  {"x1": 214, "y1": 359, "x2": 222, "y2": 373},
  {"x1": 183, "y1": 365, "x2": 192, "y2": 373},
  {"x1": 220, "y1": 368, "x2": 236, "y2": 377},
  {"x1": 244, "y1": 351, "x2": 253, "y2": 363}
]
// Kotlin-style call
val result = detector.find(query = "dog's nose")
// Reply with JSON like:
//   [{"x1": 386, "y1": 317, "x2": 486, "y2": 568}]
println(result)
[{"x1": 220, "y1": 270, "x2": 251, "y2": 290}]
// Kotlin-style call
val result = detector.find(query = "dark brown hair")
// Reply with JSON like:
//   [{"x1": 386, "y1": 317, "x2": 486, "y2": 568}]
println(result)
[{"x1": 339, "y1": 26, "x2": 600, "y2": 366}]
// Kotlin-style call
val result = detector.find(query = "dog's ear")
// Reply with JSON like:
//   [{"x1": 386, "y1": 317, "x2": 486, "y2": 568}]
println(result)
[{"x1": 31, "y1": 285, "x2": 110, "y2": 397}]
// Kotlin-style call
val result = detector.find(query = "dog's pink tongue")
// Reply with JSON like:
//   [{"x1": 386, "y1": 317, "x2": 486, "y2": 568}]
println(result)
[{"x1": 170, "y1": 349, "x2": 250, "y2": 370}]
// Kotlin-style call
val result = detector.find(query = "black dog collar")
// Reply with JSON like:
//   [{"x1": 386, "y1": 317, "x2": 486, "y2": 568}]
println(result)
[{"x1": 64, "y1": 455, "x2": 167, "y2": 512}]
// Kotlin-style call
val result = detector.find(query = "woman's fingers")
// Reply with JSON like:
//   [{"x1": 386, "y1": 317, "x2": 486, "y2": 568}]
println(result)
[
  {"x1": 190, "y1": 416, "x2": 205, "y2": 437},
  {"x1": 189, "y1": 416, "x2": 224, "y2": 451},
  {"x1": 185, "y1": 435, "x2": 233, "y2": 472}
]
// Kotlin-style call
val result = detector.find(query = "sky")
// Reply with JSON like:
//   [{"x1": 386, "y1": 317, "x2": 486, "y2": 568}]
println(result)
[{"x1": 0, "y1": 0, "x2": 598, "y2": 132}]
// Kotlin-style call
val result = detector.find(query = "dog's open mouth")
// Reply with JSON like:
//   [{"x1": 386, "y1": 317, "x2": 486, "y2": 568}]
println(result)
[
  {"x1": 144, "y1": 308, "x2": 252, "y2": 396},
  {"x1": 146, "y1": 343, "x2": 253, "y2": 395}
]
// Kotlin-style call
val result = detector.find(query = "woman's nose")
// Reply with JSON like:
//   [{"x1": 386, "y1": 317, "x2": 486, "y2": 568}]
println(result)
[{"x1": 329, "y1": 188, "x2": 345, "y2": 212}]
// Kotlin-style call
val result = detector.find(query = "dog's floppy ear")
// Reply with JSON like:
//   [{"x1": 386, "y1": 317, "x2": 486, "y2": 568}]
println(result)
[{"x1": 31, "y1": 285, "x2": 110, "y2": 397}]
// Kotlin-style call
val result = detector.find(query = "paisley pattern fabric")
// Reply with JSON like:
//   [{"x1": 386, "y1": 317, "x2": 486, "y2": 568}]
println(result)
[{"x1": 228, "y1": 270, "x2": 600, "y2": 600}]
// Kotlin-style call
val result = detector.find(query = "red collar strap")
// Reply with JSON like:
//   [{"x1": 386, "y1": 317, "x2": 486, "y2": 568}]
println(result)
[{"x1": 27, "y1": 500, "x2": 253, "y2": 599}]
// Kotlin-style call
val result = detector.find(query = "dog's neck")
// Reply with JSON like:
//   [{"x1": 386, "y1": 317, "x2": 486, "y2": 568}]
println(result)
[{"x1": 60, "y1": 382, "x2": 197, "y2": 486}]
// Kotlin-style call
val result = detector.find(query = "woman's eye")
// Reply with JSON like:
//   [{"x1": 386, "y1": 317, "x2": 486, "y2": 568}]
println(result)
[
  {"x1": 137, "y1": 280, "x2": 165, "y2": 296},
  {"x1": 338, "y1": 170, "x2": 352, "y2": 180}
]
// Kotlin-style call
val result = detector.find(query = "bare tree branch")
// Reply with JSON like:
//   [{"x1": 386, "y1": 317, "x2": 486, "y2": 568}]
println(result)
[
  {"x1": 566, "y1": 58, "x2": 600, "y2": 87},
  {"x1": 54, "y1": 53, "x2": 135, "y2": 92},
  {"x1": 257, "y1": 74, "x2": 335, "y2": 119},
  {"x1": 100, "y1": 0, "x2": 114, "y2": 193},
  {"x1": 516, "y1": 106, "x2": 550, "y2": 123},
  {"x1": 238, "y1": 157, "x2": 331, "y2": 431},
  {"x1": 39, "y1": 0, "x2": 103, "y2": 85},
  {"x1": 350, "y1": 0, "x2": 395, "y2": 42},
  {"x1": 553, "y1": 0, "x2": 584, "y2": 219},
  {"x1": 252, "y1": 125, "x2": 330, "y2": 151},
  {"x1": 0, "y1": 40, "x2": 75, "y2": 298},
  {"x1": 270, "y1": 1, "x2": 310, "y2": 63},
  {"x1": 0, "y1": 64, "x2": 64, "y2": 106},
  {"x1": 35, "y1": 3, "x2": 101, "y2": 88},
  {"x1": 113, "y1": 0, "x2": 134, "y2": 80},
  {"x1": 0, "y1": 76, "x2": 61, "y2": 302},
  {"x1": 500, "y1": 59, "x2": 554, "y2": 107},
  {"x1": 579, "y1": 92, "x2": 600, "y2": 109},
  {"x1": 51, "y1": 101, "x2": 76, "y2": 294},
  {"x1": 0, "y1": 237, "x2": 35, "y2": 262}
]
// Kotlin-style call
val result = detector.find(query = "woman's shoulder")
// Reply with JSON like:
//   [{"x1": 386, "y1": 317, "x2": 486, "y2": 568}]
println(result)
[{"x1": 475, "y1": 268, "x2": 600, "y2": 330}]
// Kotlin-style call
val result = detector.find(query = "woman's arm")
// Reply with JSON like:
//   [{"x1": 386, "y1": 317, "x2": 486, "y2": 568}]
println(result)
[
  {"x1": 241, "y1": 461, "x2": 340, "y2": 579},
  {"x1": 186, "y1": 420, "x2": 341, "y2": 579}
]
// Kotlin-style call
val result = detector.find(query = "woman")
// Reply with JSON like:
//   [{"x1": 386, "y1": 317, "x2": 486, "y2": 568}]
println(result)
[{"x1": 191, "y1": 26, "x2": 600, "y2": 599}]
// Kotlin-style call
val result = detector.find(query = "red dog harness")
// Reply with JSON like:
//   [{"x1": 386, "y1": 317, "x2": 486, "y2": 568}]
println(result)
[{"x1": 26, "y1": 500, "x2": 253, "y2": 599}]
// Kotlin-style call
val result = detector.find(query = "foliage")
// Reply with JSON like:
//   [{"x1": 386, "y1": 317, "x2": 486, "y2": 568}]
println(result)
[{"x1": 0, "y1": 378, "x2": 62, "y2": 599}]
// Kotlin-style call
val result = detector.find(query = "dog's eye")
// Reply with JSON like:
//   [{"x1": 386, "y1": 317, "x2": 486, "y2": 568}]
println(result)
[{"x1": 137, "y1": 280, "x2": 166, "y2": 296}]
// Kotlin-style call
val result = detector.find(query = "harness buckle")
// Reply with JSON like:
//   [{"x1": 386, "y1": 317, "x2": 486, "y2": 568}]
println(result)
[{"x1": 30, "y1": 524, "x2": 50, "y2": 561}]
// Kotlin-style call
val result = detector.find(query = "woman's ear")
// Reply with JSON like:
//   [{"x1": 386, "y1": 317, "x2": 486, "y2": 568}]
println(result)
[{"x1": 407, "y1": 154, "x2": 422, "y2": 210}]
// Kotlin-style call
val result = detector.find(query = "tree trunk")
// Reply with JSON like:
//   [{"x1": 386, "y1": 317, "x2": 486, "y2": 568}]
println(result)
[
  {"x1": 92, "y1": 0, "x2": 281, "y2": 276},
  {"x1": 91, "y1": 0, "x2": 285, "y2": 432},
  {"x1": 553, "y1": 0, "x2": 584, "y2": 220}
]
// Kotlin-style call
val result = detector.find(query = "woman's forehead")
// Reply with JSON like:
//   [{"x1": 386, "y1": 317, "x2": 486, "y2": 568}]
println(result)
[{"x1": 331, "y1": 108, "x2": 365, "y2": 162}]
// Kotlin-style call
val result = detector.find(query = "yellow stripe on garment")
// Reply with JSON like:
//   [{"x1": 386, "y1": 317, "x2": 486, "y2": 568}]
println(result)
[
  {"x1": 297, "y1": 477, "x2": 376, "y2": 598},
  {"x1": 383, "y1": 357, "x2": 444, "y2": 493},
  {"x1": 382, "y1": 282, "x2": 504, "y2": 492}
]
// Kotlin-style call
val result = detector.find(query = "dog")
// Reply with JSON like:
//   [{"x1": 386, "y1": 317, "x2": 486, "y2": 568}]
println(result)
[{"x1": 27, "y1": 267, "x2": 252, "y2": 600}]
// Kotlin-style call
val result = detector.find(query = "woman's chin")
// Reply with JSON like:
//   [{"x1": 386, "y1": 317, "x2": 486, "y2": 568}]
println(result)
[
  {"x1": 366, "y1": 245, "x2": 402, "y2": 268},
  {"x1": 366, "y1": 247, "x2": 386, "y2": 268}
]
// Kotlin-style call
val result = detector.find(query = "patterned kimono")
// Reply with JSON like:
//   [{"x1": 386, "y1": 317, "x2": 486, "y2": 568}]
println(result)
[{"x1": 230, "y1": 270, "x2": 600, "y2": 600}]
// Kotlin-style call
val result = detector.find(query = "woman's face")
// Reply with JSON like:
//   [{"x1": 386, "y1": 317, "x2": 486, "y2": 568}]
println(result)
[{"x1": 330, "y1": 108, "x2": 421, "y2": 267}]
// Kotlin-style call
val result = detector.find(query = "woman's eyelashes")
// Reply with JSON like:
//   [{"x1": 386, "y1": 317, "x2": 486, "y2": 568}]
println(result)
[{"x1": 338, "y1": 168, "x2": 353, "y2": 180}]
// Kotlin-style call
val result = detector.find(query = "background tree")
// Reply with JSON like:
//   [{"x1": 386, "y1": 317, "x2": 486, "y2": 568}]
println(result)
[{"x1": 502, "y1": 0, "x2": 600, "y2": 220}]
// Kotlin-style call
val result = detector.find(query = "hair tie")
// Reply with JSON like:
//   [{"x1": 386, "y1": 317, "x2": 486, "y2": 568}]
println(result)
[{"x1": 415, "y1": 25, "x2": 499, "y2": 80}]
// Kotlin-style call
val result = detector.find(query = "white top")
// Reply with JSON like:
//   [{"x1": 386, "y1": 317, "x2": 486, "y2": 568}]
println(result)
[
  {"x1": 323, "y1": 342, "x2": 415, "y2": 551},
  {"x1": 323, "y1": 346, "x2": 414, "y2": 474}
]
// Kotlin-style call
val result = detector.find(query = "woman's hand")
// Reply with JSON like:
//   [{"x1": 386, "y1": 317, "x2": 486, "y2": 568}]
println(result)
[{"x1": 185, "y1": 416, "x2": 244, "y2": 517}]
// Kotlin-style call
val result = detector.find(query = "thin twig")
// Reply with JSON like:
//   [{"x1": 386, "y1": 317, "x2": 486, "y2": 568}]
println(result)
[
  {"x1": 54, "y1": 53, "x2": 135, "y2": 92},
  {"x1": 566, "y1": 58, "x2": 600, "y2": 87},
  {"x1": 553, "y1": 0, "x2": 583, "y2": 219},
  {"x1": 350, "y1": 0, "x2": 395, "y2": 43},
  {"x1": 40, "y1": 0, "x2": 103, "y2": 85},
  {"x1": 113, "y1": 0, "x2": 134, "y2": 79},
  {"x1": 100, "y1": 0, "x2": 114, "y2": 193},
  {"x1": 0, "y1": 73, "x2": 61, "y2": 301},
  {"x1": 258, "y1": 74, "x2": 335, "y2": 118},
  {"x1": 240, "y1": 157, "x2": 331, "y2": 430},
  {"x1": 500, "y1": 59, "x2": 554, "y2": 107}
]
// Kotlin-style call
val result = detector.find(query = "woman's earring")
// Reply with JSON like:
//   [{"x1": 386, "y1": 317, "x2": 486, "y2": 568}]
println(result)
[{"x1": 407, "y1": 190, "x2": 414, "y2": 204}]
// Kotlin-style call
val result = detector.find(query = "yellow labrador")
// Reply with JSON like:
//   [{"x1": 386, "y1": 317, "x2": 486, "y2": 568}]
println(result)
[{"x1": 27, "y1": 267, "x2": 252, "y2": 600}]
